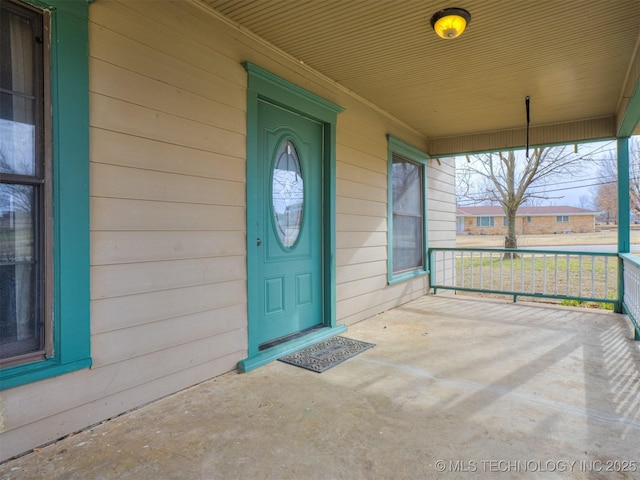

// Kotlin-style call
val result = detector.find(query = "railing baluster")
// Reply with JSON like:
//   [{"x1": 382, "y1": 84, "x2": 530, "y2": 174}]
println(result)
[
  {"x1": 480, "y1": 252, "x2": 484, "y2": 289},
  {"x1": 578, "y1": 255, "x2": 583, "y2": 297},
  {"x1": 510, "y1": 253, "x2": 514, "y2": 292},
  {"x1": 542, "y1": 254, "x2": 547, "y2": 295},
  {"x1": 531, "y1": 253, "x2": 535, "y2": 294},
  {"x1": 490, "y1": 252, "x2": 494, "y2": 288},
  {"x1": 604, "y1": 256, "x2": 609, "y2": 299},
  {"x1": 566, "y1": 254, "x2": 570, "y2": 296},
  {"x1": 470, "y1": 251, "x2": 474, "y2": 289},
  {"x1": 591, "y1": 255, "x2": 595, "y2": 298},
  {"x1": 554, "y1": 254, "x2": 558, "y2": 296},
  {"x1": 451, "y1": 250, "x2": 455, "y2": 288}
]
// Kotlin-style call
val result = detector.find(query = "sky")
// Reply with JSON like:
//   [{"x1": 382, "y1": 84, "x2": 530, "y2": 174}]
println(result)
[{"x1": 455, "y1": 139, "x2": 620, "y2": 211}]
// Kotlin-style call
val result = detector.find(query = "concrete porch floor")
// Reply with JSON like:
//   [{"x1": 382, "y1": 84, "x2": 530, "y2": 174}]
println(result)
[{"x1": 2, "y1": 294, "x2": 640, "y2": 479}]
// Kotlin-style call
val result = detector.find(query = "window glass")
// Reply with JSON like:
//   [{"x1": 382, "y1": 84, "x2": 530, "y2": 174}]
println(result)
[
  {"x1": 476, "y1": 216, "x2": 494, "y2": 227},
  {"x1": 272, "y1": 139, "x2": 303, "y2": 248},
  {"x1": 0, "y1": 0, "x2": 44, "y2": 364},
  {"x1": 392, "y1": 154, "x2": 423, "y2": 273},
  {"x1": 0, "y1": 184, "x2": 39, "y2": 359},
  {"x1": 0, "y1": 6, "x2": 37, "y2": 176}
]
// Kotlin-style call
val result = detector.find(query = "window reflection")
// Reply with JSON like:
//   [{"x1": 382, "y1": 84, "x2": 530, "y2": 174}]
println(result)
[
  {"x1": 392, "y1": 154, "x2": 423, "y2": 273},
  {"x1": 0, "y1": 183, "x2": 37, "y2": 356},
  {"x1": 272, "y1": 140, "x2": 303, "y2": 247}
]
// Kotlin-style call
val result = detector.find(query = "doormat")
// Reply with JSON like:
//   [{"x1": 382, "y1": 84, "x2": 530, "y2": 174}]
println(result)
[{"x1": 278, "y1": 336, "x2": 375, "y2": 373}]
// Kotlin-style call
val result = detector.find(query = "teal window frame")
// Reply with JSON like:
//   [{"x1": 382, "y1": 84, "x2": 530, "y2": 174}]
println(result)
[
  {"x1": 477, "y1": 216, "x2": 494, "y2": 227},
  {"x1": 387, "y1": 135, "x2": 429, "y2": 284},
  {"x1": 1, "y1": 0, "x2": 90, "y2": 390}
]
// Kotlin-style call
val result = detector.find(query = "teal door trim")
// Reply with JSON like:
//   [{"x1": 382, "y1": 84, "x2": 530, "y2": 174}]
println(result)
[{"x1": 238, "y1": 63, "x2": 345, "y2": 373}]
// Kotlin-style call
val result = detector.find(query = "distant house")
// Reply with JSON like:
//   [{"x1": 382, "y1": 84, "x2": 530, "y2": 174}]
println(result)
[{"x1": 457, "y1": 206, "x2": 597, "y2": 235}]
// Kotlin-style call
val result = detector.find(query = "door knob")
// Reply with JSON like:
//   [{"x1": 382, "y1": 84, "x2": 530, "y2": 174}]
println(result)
[{"x1": 256, "y1": 238, "x2": 262, "y2": 246}]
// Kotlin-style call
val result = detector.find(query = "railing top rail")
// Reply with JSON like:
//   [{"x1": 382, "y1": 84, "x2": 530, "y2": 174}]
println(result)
[
  {"x1": 429, "y1": 247, "x2": 619, "y2": 257},
  {"x1": 620, "y1": 252, "x2": 640, "y2": 265}
]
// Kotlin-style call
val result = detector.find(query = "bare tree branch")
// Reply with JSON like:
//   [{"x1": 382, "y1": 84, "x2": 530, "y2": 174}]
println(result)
[{"x1": 457, "y1": 144, "x2": 604, "y2": 250}]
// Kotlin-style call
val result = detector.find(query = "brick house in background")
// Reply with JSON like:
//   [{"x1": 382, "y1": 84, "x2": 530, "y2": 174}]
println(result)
[{"x1": 457, "y1": 206, "x2": 597, "y2": 235}]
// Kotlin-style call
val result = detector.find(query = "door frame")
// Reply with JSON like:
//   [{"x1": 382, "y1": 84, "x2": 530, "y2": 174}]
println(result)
[{"x1": 238, "y1": 62, "x2": 345, "y2": 372}]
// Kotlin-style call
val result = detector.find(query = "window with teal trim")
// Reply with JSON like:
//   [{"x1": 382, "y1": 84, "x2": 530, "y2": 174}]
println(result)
[
  {"x1": 387, "y1": 136, "x2": 428, "y2": 282},
  {"x1": 0, "y1": 0, "x2": 90, "y2": 389}
]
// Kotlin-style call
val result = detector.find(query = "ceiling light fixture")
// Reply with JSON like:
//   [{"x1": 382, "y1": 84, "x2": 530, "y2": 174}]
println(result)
[{"x1": 430, "y1": 7, "x2": 471, "y2": 39}]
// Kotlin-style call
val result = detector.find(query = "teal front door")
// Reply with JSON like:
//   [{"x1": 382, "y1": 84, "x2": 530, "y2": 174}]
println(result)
[{"x1": 255, "y1": 100, "x2": 324, "y2": 348}]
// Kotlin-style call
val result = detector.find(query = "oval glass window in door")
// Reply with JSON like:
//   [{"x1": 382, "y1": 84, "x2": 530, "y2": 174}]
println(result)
[{"x1": 272, "y1": 139, "x2": 304, "y2": 248}]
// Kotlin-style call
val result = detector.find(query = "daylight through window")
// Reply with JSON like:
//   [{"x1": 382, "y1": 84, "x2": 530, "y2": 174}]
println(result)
[
  {"x1": 391, "y1": 154, "x2": 424, "y2": 274},
  {"x1": 0, "y1": 0, "x2": 49, "y2": 365}
]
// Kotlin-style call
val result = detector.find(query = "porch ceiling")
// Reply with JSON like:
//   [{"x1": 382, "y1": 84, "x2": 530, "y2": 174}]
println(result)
[{"x1": 203, "y1": 0, "x2": 640, "y2": 155}]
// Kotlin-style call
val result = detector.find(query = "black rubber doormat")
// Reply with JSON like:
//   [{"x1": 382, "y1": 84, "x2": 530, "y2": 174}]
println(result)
[{"x1": 278, "y1": 336, "x2": 375, "y2": 373}]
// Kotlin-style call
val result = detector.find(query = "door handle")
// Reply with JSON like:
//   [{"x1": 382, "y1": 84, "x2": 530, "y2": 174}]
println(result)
[{"x1": 257, "y1": 238, "x2": 262, "y2": 246}]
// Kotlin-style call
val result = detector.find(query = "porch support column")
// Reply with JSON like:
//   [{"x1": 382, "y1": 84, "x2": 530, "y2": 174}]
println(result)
[
  {"x1": 617, "y1": 137, "x2": 630, "y2": 254},
  {"x1": 616, "y1": 137, "x2": 630, "y2": 315}
]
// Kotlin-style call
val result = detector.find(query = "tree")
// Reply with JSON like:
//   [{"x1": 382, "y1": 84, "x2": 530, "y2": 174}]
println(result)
[
  {"x1": 577, "y1": 194, "x2": 592, "y2": 210},
  {"x1": 458, "y1": 146, "x2": 597, "y2": 251},
  {"x1": 594, "y1": 182, "x2": 617, "y2": 224}
]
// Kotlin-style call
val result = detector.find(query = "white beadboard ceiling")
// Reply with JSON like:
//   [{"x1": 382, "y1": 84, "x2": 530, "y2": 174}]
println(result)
[{"x1": 202, "y1": 0, "x2": 640, "y2": 154}]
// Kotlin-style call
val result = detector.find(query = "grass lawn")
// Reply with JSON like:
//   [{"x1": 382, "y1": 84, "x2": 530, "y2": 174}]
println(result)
[
  {"x1": 456, "y1": 229, "x2": 640, "y2": 251},
  {"x1": 449, "y1": 252, "x2": 618, "y2": 309},
  {"x1": 444, "y1": 229, "x2": 639, "y2": 309}
]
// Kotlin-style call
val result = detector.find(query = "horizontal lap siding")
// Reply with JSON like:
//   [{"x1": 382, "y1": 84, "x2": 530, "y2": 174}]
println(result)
[
  {"x1": 0, "y1": 1, "x2": 250, "y2": 457},
  {"x1": 428, "y1": 157, "x2": 456, "y2": 246},
  {"x1": 427, "y1": 157, "x2": 456, "y2": 285},
  {"x1": 335, "y1": 109, "x2": 450, "y2": 326},
  {"x1": 336, "y1": 120, "x2": 389, "y2": 309},
  {"x1": 1, "y1": 0, "x2": 455, "y2": 460},
  {"x1": 89, "y1": 0, "x2": 249, "y2": 393},
  {"x1": 91, "y1": 256, "x2": 245, "y2": 300},
  {"x1": 1, "y1": 349, "x2": 243, "y2": 458}
]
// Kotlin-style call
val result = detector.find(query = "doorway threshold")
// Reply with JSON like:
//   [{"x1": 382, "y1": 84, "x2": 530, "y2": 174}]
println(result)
[{"x1": 237, "y1": 324, "x2": 347, "y2": 373}]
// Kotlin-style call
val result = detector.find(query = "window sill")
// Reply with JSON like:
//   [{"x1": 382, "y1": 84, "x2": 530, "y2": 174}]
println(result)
[
  {"x1": 0, "y1": 357, "x2": 92, "y2": 391},
  {"x1": 388, "y1": 268, "x2": 429, "y2": 285}
]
